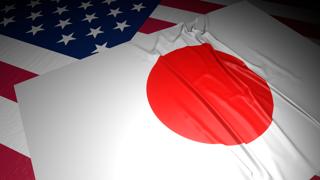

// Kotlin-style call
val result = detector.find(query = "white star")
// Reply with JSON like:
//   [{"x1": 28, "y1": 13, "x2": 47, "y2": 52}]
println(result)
[
  {"x1": 108, "y1": 8, "x2": 122, "y2": 17},
  {"x1": 0, "y1": 16, "x2": 15, "y2": 27},
  {"x1": 26, "y1": 24, "x2": 44, "y2": 35},
  {"x1": 78, "y1": 1, "x2": 93, "y2": 10},
  {"x1": 57, "y1": 33, "x2": 76, "y2": 45},
  {"x1": 82, "y1": 13, "x2": 98, "y2": 23},
  {"x1": 92, "y1": 42, "x2": 108, "y2": 54},
  {"x1": 53, "y1": 6, "x2": 69, "y2": 15},
  {"x1": 55, "y1": 18, "x2": 72, "y2": 29},
  {"x1": 86, "y1": 26, "x2": 103, "y2": 38},
  {"x1": 113, "y1": 20, "x2": 130, "y2": 32},
  {"x1": 26, "y1": 11, "x2": 42, "y2": 21},
  {"x1": 102, "y1": 0, "x2": 116, "y2": 5},
  {"x1": 1, "y1": 4, "x2": 15, "y2": 13},
  {"x1": 131, "y1": 3, "x2": 145, "y2": 12},
  {"x1": 27, "y1": 0, "x2": 41, "y2": 8}
]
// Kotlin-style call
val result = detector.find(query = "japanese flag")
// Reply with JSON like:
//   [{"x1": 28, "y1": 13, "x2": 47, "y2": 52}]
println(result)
[{"x1": 16, "y1": 2, "x2": 320, "y2": 180}]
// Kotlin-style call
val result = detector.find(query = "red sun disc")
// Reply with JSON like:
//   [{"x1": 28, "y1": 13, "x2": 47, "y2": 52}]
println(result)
[{"x1": 147, "y1": 43, "x2": 273, "y2": 145}]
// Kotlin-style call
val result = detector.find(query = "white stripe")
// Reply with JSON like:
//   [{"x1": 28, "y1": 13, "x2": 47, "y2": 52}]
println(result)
[
  {"x1": 0, "y1": 97, "x2": 29, "y2": 156},
  {"x1": 0, "y1": 35, "x2": 77, "y2": 75},
  {"x1": 204, "y1": 0, "x2": 320, "y2": 23},
  {"x1": 150, "y1": 5, "x2": 201, "y2": 24}
]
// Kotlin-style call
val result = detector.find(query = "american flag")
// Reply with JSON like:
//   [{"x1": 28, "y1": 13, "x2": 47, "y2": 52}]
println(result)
[
  {"x1": 0, "y1": 0, "x2": 319, "y2": 179},
  {"x1": 0, "y1": 0, "x2": 159, "y2": 59}
]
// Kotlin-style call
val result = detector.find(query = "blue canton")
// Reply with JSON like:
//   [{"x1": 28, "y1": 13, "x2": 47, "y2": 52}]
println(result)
[{"x1": 0, "y1": 0, "x2": 159, "y2": 59}]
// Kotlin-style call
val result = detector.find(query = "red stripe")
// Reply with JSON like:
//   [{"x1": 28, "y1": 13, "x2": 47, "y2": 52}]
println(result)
[
  {"x1": 0, "y1": 144, "x2": 35, "y2": 180},
  {"x1": 273, "y1": 16, "x2": 320, "y2": 39},
  {"x1": 0, "y1": 61, "x2": 38, "y2": 102},
  {"x1": 160, "y1": 0, "x2": 224, "y2": 14},
  {"x1": 139, "y1": 17, "x2": 176, "y2": 34},
  {"x1": 311, "y1": 175, "x2": 320, "y2": 180}
]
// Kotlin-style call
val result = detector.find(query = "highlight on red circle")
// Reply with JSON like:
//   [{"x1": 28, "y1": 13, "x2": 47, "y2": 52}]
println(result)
[{"x1": 147, "y1": 43, "x2": 274, "y2": 145}]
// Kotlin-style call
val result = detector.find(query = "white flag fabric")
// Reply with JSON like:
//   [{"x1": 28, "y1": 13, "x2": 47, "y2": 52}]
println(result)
[{"x1": 16, "y1": 2, "x2": 320, "y2": 180}]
